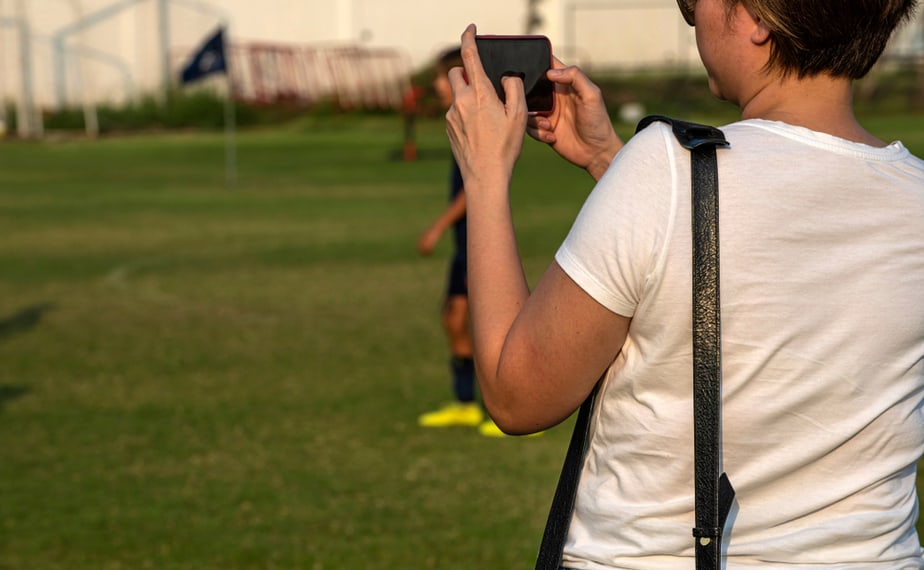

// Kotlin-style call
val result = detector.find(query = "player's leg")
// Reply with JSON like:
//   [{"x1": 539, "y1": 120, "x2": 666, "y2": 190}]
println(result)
[{"x1": 418, "y1": 259, "x2": 482, "y2": 427}]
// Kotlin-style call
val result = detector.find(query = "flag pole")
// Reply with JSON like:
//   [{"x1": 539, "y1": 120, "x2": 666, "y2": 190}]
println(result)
[
  {"x1": 179, "y1": 24, "x2": 235, "y2": 187},
  {"x1": 222, "y1": 24, "x2": 237, "y2": 187}
]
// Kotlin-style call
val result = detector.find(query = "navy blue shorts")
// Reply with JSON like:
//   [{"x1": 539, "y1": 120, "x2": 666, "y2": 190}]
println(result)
[{"x1": 446, "y1": 255, "x2": 468, "y2": 297}]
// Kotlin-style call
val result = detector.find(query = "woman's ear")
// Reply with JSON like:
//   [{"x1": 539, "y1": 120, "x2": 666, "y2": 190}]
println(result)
[
  {"x1": 744, "y1": 4, "x2": 772, "y2": 45},
  {"x1": 751, "y1": 20, "x2": 771, "y2": 46}
]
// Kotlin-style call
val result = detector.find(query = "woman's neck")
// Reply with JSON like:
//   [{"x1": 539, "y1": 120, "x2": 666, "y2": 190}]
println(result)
[{"x1": 739, "y1": 73, "x2": 886, "y2": 147}]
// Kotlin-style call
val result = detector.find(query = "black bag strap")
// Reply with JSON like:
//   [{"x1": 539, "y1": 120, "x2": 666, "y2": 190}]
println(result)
[
  {"x1": 535, "y1": 115, "x2": 734, "y2": 570},
  {"x1": 640, "y1": 115, "x2": 737, "y2": 570},
  {"x1": 534, "y1": 382, "x2": 599, "y2": 570}
]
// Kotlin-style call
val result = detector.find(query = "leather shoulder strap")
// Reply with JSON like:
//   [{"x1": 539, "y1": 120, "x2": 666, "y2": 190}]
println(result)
[
  {"x1": 534, "y1": 383, "x2": 599, "y2": 570},
  {"x1": 640, "y1": 115, "x2": 736, "y2": 570},
  {"x1": 637, "y1": 114, "x2": 728, "y2": 150},
  {"x1": 534, "y1": 115, "x2": 735, "y2": 570}
]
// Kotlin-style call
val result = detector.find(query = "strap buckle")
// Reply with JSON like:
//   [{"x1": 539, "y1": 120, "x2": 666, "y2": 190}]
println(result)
[{"x1": 636, "y1": 114, "x2": 730, "y2": 151}]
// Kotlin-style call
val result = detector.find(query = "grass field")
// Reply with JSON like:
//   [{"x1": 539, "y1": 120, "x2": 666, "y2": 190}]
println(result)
[{"x1": 1, "y1": 111, "x2": 923, "y2": 569}]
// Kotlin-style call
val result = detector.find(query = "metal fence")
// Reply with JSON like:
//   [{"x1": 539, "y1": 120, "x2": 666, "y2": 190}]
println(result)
[{"x1": 2, "y1": 0, "x2": 923, "y2": 138}]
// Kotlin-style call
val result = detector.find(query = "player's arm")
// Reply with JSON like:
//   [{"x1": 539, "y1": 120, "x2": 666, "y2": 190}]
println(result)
[{"x1": 417, "y1": 191, "x2": 466, "y2": 256}]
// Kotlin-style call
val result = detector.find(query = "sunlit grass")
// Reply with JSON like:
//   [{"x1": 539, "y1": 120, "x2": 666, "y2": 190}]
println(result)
[{"x1": 1, "y1": 112, "x2": 922, "y2": 568}]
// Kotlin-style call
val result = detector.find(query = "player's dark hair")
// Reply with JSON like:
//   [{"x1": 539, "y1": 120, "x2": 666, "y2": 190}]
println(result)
[{"x1": 436, "y1": 47, "x2": 463, "y2": 76}]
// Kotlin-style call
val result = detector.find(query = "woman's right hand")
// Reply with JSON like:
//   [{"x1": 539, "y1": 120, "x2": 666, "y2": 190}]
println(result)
[
  {"x1": 445, "y1": 25, "x2": 528, "y2": 195},
  {"x1": 527, "y1": 59, "x2": 624, "y2": 181}
]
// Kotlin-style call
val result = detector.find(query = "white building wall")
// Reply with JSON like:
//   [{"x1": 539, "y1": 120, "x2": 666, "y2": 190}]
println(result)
[{"x1": 0, "y1": 0, "x2": 920, "y2": 111}]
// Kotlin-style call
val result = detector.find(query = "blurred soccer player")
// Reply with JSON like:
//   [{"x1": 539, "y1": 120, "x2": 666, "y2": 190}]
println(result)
[{"x1": 415, "y1": 47, "x2": 506, "y2": 437}]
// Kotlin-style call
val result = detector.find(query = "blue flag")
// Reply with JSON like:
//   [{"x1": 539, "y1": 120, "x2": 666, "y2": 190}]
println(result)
[{"x1": 181, "y1": 27, "x2": 227, "y2": 84}]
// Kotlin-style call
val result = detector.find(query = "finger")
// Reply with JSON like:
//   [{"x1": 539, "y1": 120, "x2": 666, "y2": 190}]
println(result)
[
  {"x1": 527, "y1": 115, "x2": 552, "y2": 131},
  {"x1": 459, "y1": 24, "x2": 490, "y2": 92},
  {"x1": 446, "y1": 65, "x2": 468, "y2": 96},
  {"x1": 547, "y1": 65, "x2": 601, "y2": 100},
  {"x1": 526, "y1": 113, "x2": 556, "y2": 142},
  {"x1": 501, "y1": 75, "x2": 526, "y2": 117},
  {"x1": 526, "y1": 110, "x2": 553, "y2": 142},
  {"x1": 526, "y1": 124, "x2": 556, "y2": 145}
]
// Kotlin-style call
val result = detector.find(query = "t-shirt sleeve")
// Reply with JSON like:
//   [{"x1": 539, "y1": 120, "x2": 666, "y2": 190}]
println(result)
[{"x1": 554, "y1": 122, "x2": 680, "y2": 318}]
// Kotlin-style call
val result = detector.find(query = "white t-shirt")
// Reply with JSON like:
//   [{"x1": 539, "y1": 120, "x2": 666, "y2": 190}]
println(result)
[{"x1": 555, "y1": 119, "x2": 924, "y2": 570}]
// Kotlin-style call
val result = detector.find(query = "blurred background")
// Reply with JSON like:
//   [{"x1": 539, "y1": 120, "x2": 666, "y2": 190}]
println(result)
[
  {"x1": 2, "y1": 0, "x2": 922, "y2": 138},
  {"x1": 2, "y1": 2, "x2": 924, "y2": 569}
]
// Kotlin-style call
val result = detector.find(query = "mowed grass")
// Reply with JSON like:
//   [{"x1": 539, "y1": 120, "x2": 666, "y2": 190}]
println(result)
[
  {"x1": 0, "y1": 112, "x2": 922, "y2": 569},
  {"x1": 0, "y1": 115, "x2": 590, "y2": 570}
]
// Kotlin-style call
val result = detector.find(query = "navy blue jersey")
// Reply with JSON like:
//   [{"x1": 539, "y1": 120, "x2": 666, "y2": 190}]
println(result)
[{"x1": 449, "y1": 158, "x2": 466, "y2": 258}]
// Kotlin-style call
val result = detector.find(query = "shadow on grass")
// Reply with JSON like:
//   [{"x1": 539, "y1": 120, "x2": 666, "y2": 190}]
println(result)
[
  {"x1": 387, "y1": 147, "x2": 450, "y2": 162},
  {"x1": 0, "y1": 302, "x2": 55, "y2": 341},
  {"x1": 0, "y1": 385, "x2": 29, "y2": 412},
  {"x1": 0, "y1": 303, "x2": 52, "y2": 412}
]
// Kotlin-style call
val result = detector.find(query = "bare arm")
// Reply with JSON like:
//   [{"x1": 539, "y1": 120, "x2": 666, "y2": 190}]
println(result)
[
  {"x1": 446, "y1": 24, "x2": 629, "y2": 434},
  {"x1": 417, "y1": 191, "x2": 466, "y2": 256},
  {"x1": 475, "y1": 261, "x2": 630, "y2": 434}
]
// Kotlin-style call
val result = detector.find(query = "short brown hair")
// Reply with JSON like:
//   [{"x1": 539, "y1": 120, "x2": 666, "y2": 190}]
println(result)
[
  {"x1": 435, "y1": 47, "x2": 463, "y2": 77},
  {"x1": 738, "y1": 0, "x2": 919, "y2": 78}
]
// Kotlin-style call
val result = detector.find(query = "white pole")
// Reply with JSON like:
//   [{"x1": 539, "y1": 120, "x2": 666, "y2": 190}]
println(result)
[
  {"x1": 14, "y1": 0, "x2": 36, "y2": 138},
  {"x1": 0, "y1": 0, "x2": 7, "y2": 138},
  {"x1": 223, "y1": 26, "x2": 236, "y2": 187},
  {"x1": 70, "y1": 0, "x2": 99, "y2": 138},
  {"x1": 158, "y1": 0, "x2": 170, "y2": 102}
]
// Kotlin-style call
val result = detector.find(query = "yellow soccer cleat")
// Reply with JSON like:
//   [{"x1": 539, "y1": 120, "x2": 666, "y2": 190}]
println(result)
[
  {"x1": 418, "y1": 402, "x2": 484, "y2": 427},
  {"x1": 478, "y1": 418, "x2": 544, "y2": 438},
  {"x1": 478, "y1": 418, "x2": 508, "y2": 437}
]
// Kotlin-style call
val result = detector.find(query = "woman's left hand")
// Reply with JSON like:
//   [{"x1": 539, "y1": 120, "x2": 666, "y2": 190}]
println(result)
[{"x1": 445, "y1": 24, "x2": 528, "y2": 192}]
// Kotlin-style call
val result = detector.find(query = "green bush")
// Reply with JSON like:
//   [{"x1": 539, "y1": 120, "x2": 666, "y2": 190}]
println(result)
[
  {"x1": 38, "y1": 90, "x2": 269, "y2": 134},
  {"x1": 12, "y1": 64, "x2": 924, "y2": 136}
]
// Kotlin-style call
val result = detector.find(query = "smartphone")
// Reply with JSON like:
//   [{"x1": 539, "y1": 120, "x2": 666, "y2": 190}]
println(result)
[{"x1": 475, "y1": 35, "x2": 554, "y2": 115}]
